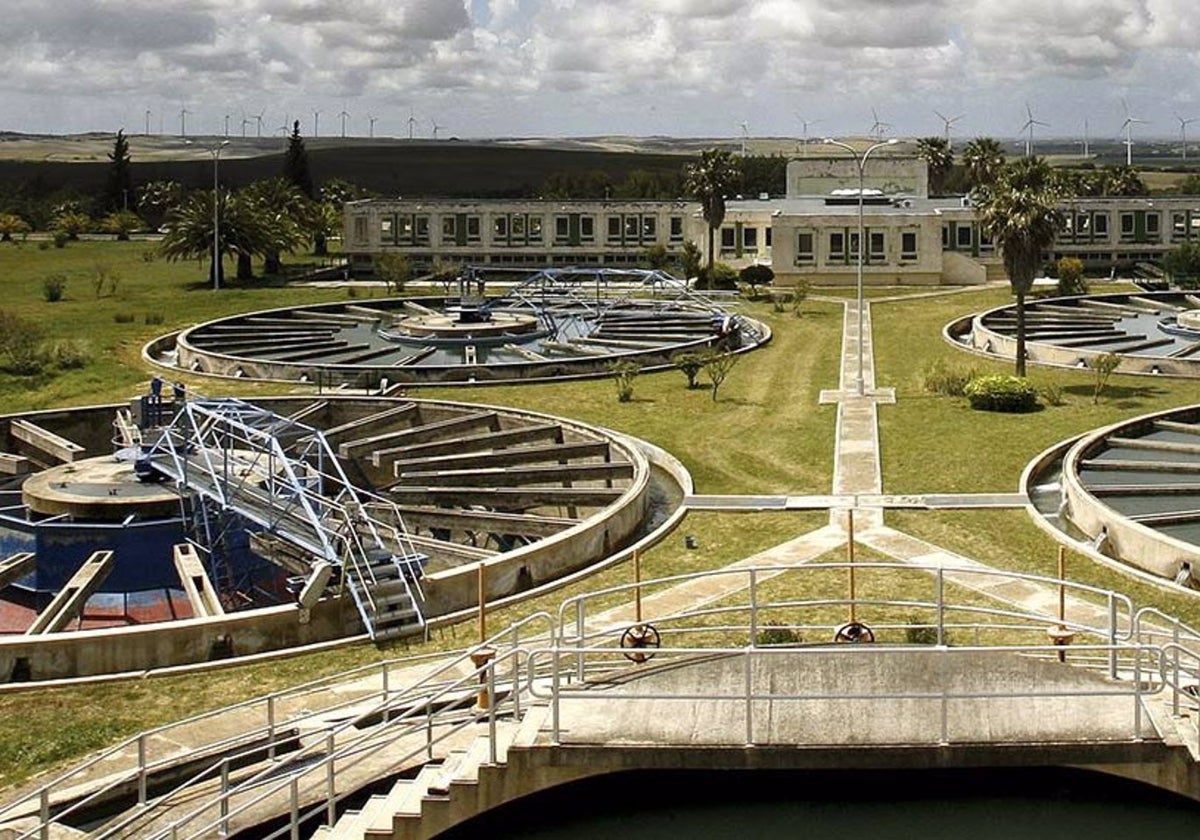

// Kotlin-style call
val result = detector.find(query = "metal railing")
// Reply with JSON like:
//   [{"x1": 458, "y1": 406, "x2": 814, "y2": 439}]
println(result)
[{"x1": 9, "y1": 560, "x2": 1200, "y2": 839}]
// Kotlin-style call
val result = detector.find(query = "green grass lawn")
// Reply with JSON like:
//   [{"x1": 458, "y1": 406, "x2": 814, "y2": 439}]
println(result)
[{"x1": 5, "y1": 250, "x2": 1200, "y2": 791}]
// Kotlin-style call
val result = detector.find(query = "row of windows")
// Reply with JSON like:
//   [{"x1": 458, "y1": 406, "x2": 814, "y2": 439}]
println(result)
[
  {"x1": 363, "y1": 212, "x2": 686, "y2": 248},
  {"x1": 719, "y1": 226, "x2": 771, "y2": 252},
  {"x1": 795, "y1": 228, "x2": 920, "y2": 266}
]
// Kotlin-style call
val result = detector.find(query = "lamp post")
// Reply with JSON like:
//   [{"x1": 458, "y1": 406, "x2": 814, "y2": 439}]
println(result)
[
  {"x1": 823, "y1": 137, "x2": 899, "y2": 395},
  {"x1": 206, "y1": 140, "x2": 230, "y2": 290}
]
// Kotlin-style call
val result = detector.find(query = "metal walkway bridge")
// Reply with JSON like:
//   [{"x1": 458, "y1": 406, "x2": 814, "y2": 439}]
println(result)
[
  {"x1": 137, "y1": 397, "x2": 427, "y2": 641},
  {"x1": 6, "y1": 560, "x2": 1200, "y2": 840}
]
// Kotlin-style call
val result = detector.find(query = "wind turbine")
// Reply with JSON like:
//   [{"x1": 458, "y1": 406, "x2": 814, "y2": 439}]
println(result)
[
  {"x1": 407, "y1": 110, "x2": 417, "y2": 141},
  {"x1": 1019, "y1": 102, "x2": 1048, "y2": 156},
  {"x1": 179, "y1": 105, "x2": 190, "y2": 137},
  {"x1": 1119, "y1": 98, "x2": 1146, "y2": 166},
  {"x1": 431, "y1": 119, "x2": 443, "y2": 140},
  {"x1": 339, "y1": 105, "x2": 350, "y2": 138},
  {"x1": 223, "y1": 114, "x2": 231, "y2": 137},
  {"x1": 869, "y1": 107, "x2": 893, "y2": 141},
  {"x1": 144, "y1": 109, "x2": 151, "y2": 136},
  {"x1": 313, "y1": 110, "x2": 321, "y2": 138},
  {"x1": 796, "y1": 115, "x2": 820, "y2": 156},
  {"x1": 1176, "y1": 112, "x2": 1197, "y2": 161},
  {"x1": 933, "y1": 109, "x2": 964, "y2": 148},
  {"x1": 1081, "y1": 117, "x2": 1090, "y2": 158},
  {"x1": 255, "y1": 109, "x2": 265, "y2": 137},
  {"x1": 368, "y1": 115, "x2": 378, "y2": 138},
  {"x1": 740, "y1": 121, "x2": 749, "y2": 157}
]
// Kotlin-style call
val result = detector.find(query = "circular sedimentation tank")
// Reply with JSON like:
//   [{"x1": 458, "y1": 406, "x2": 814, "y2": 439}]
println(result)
[
  {"x1": 152, "y1": 269, "x2": 769, "y2": 386},
  {"x1": 0, "y1": 393, "x2": 686, "y2": 683},
  {"x1": 1026, "y1": 403, "x2": 1200, "y2": 587},
  {"x1": 948, "y1": 290, "x2": 1200, "y2": 377}
]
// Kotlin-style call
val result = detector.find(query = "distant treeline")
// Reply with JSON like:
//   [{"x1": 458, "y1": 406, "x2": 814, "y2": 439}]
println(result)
[{"x1": 0, "y1": 142, "x2": 790, "y2": 226}]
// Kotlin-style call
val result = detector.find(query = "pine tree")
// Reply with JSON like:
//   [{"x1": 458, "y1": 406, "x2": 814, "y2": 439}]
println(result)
[
  {"x1": 102, "y1": 129, "x2": 134, "y2": 213},
  {"x1": 282, "y1": 121, "x2": 315, "y2": 199}
]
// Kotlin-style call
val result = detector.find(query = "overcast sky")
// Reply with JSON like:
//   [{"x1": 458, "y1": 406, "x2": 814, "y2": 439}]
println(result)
[{"x1": 4, "y1": 0, "x2": 1200, "y2": 144}]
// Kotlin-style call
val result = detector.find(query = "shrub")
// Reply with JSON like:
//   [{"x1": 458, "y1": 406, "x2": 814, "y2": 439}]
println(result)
[
  {"x1": 905, "y1": 618, "x2": 939, "y2": 645},
  {"x1": 738, "y1": 263, "x2": 775, "y2": 298},
  {"x1": 672, "y1": 351, "x2": 705, "y2": 388},
  {"x1": 920, "y1": 359, "x2": 978, "y2": 397},
  {"x1": 792, "y1": 278, "x2": 810, "y2": 317},
  {"x1": 374, "y1": 252, "x2": 412, "y2": 294},
  {"x1": 52, "y1": 231, "x2": 70, "y2": 249},
  {"x1": 0, "y1": 311, "x2": 45, "y2": 374},
  {"x1": 92, "y1": 264, "x2": 119, "y2": 298},
  {"x1": 963, "y1": 374, "x2": 1039, "y2": 413},
  {"x1": 697, "y1": 262, "x2": 738, "y2": 291},
  {"x1": 43, "y1": 339, "x2": 90, "y2": 369},
  {"x1": 1092, "y1": 352, "x2": 1122, "y2": 404},
  {"x1": 610, "y1": 360, "x2": 639, "y2": 402},
  {"x1": 702, "y1": 348, "x2": 739, "y2": 402},
  {"x1": 113, "y1": 312, "x2": 135, "y2": 324},
  {"x1": 756, "y1": 623, "x2": 801, "y2": 646},
  {"x1": 42, "y1": 274, "x2": 66, "y2": 302},
  {"x1": 1055, "y1": 256, "x2": 1088, "y2": 296},
  {"x1": 1038, "y1": 381, "x2": 1066, "y2": 406},
  {"x1": 140, "y1": 249, "x2": 158, "y2": 263},
  {"x1": 143, "y1": 312, "x2": 164, "y2": 326},
  {"x1": 0, "y1": 213, "x2": 31, "y2": 242}
]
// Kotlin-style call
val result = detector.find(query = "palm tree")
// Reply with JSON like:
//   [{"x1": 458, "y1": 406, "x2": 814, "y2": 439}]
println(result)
[
  {"x1": 973, "y1": 157, "x2": 1065, "y2": 376},
  {"x1": 1100, "y1": 165, "x2": 1148, "y2": 197},
  {"x1": 242, "y1": 178, "x2": 310, "y2": 274},
  {"x1": 915, "y1": 137, "x2": 953, "y2": 194},
  {"x1": 160, "y1": 191, "x2": 273, "y2": 284},
  {"x1": 962, "y1": 137, "x2": 1007, "y2": 190},
  {"x1": 684, "y1": 149, "x2": 740, "y2": 276}
]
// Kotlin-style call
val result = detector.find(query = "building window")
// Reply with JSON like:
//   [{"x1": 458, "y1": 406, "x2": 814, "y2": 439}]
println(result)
[
  {"x1": 765, "y1": 227, "x2": 772, "y2": 247},
  {"x1": 901, "y1": 230, "x2": 918, "y2": 262},
  {"x1": 829, "y1": 231, "x2": 846, "y2": 263},
  {"x1": 414, "y1": 215, "x2": 429, "y2": 245},
  {"x1": 493, "y1": 216, "x2": 509, "y2": 241},
  {"x1": 849, "y1": 231, "x2": 861, "y2": 261},
  {"x1": 380, "y1": 216, "x2": 394, "y2": 243},
  {"x1": 869, "y1": 231, "x2": 885, "y2": 263},
  {"x1": 796, "y1": 231, "x2": 815, "y2": 265},
  {"x1": 721, "y1": 227, "x2": 736, "y2": 250},
  {"x1": 1146, "y1": 212, "x2": 1160, "y2": 237},
  {"x1": 1120, "y1": 213, "x2": 1135, "y2": 238},
  {"x1": 580, "y1": 216, "x2": 595, "y2": 242},
  {"x1": 642, "y1": 216, "x2": 657, "y2": 240},
  {"x1": 554, "y1": 215, "x2": 570, "y2": 244},
  {"x1": 353, "y1": 216, "x2": 368, "y2": 244},
  {"x1": 607, "y1": 216, "x2": 622, "y2": 243},
  {"x1": 1093, "y1": 213, "x2": 1109, "y2": 236},
  {"x1": 442, "y1": 216, "x2": 456, "y2": 240},
  {"x1": 743, "y1": 227, "x2": 758, "y2": 249},
  {"x1": 955, "y1": 224, "x2": 973, "y2": 249},
  {"x1": 466, "y1": 216, "x2": 481, "y2": 243},
  {"x1": 669, "y1": 216, "x2": 684, "y2": 242},
  {"x1": 529, "y1": 215, "x2": 543, "y2": 243},
  {"x1": 941, "y1": 224, "x2": 950, "y2": 249}
]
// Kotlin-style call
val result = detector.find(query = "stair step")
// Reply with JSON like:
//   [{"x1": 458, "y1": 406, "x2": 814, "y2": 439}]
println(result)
[
  {"x1": 511, "y1": 702, "x2": 550, "y2": 749},
  {"x1": 425, "y1": 749, "x2": 467, "y2": 797}
]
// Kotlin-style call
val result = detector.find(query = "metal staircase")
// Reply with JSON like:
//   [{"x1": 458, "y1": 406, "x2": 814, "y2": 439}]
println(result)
[{"x1": 136, "y1": 398, "x2": 427, "y2": 640}]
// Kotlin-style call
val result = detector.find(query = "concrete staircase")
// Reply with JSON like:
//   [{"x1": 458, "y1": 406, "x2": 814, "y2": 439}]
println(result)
[{"x1": 313, "y1": 702, "x2": 549, "y2": 840}]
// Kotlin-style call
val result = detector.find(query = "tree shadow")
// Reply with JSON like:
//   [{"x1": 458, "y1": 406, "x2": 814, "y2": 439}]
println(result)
[
  {"x1": 1060, "y1": 382, "x2": 1171, "y2": 409},
  {"x1": 714, "y1": 397, "x2": 764, "y2": 407}
]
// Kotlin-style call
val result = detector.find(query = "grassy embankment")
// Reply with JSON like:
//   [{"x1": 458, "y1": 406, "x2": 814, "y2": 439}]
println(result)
[{"x1": 4, "y1": 251, "x2": 1200, "y2": 787}]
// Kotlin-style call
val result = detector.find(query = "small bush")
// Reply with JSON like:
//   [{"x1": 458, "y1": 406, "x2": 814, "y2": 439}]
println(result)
[
  {"x1": 792, "y1": 278, "x2": 810, "y2": 317},
  {"x1": 37, "y1": 241, "x2": 50, "y2": 251},
  {"x1": 756, "y1": 623, "x2": 801, "y2": 646},
  {"x1": 1092, "y1": 352, "x2": 1122, "y2": 403},
  {"x1": 963, "y1": 374, "x2": 1039, "y2": 413},
  {"x1": 1055, "y1": 256, "x2": 1088, "y2": 296},
  {"x1": 0, "y1": 311, "x2": 46, "y2": 375},
  {"x1": 697, "y1": 262, "x2": 738, "y2": 291},
  {"x1": 43, "y1": 339, "x2": 90, "y2": 369},
  {"x1": 143, "y1": 312, "x2": 164, "y2": 326},
  {"x1": 113, "y1": 312, "x2": 135, "y2": 324},
  {"x1": 141, "y1": 249, "x2": 158, "y2": 263},
  {"x1": 345, "y1": 286, "x2": 359, "y2": 299},
  {"x1": 92, "y1": 264, "x2": 119, "y2": 298},
  {"x1": 920, "y1": 359, "x2": 978, "y2": 397},
  {"x1": 672, "y1": 351, "x2": 705, "y2": 388},
  {"x1": 905, "y1": 617, "x2": 939, "y2": 645},
  {"x1": 610, "y1": 360, "x2": 639, "y2": 402},
  {"x1": 42, "y1": 274, "x2": 66, "y2": 302},
  {"x1": 52, "y1": 231, "x2": 69, "y2": 249},
  {"x1": 1038, "y1": 381, "x2": 1066, "y2": 406}
]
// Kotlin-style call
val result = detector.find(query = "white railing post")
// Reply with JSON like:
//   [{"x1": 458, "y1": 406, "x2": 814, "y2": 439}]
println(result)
[
  {"x1": 749, "y1": 569, "x2": 758, "y2": 646},
  {"x1": 290, "y1": 778, "x2": 300, "y2": 840},
  {"x1": 39, "y1": 788, "x2": 49, "y2": 840},
  {"x1": 219, "y1": 758, "x2": 230, "y2": 837},
  {"x1": 1108, "y1": 595, "x2": 1119, "y2": 679},
  {"x1": 381, "y1": 660, "x2": 390, "y2": 704},
  {"x1": 744, "y1": 649, "x2": 754, "y2": 746},
  {"x1": 488, "y1": 658, "x2": 498, "y2": 765},
  {"x1": 137, "y1": 733, "x2": 148, "y2": 806},
  {"x1": 326, "y1": 731, "x2": 337, "y2": 828},
  {"x1": 575, "y1": 603, "x2": 586, "y2": 682},
  {"x1": 267, "y1": 696, "x2": 277, "y2": 760},
  {"x1": 1173, "y1": 624, "x2": 1181, "y2": 717},
  {"x1": 552, "y1": 648, "x2": 562, "y2": 744},
  {"x1": 936, "y1": 568, "x2": 945, "y2": 646},
  {"x1": 1134, "y1": 648, "x2": 1143, "y2": 741}
]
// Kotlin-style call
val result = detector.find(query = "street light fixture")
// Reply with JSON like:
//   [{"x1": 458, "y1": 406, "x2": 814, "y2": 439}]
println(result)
[
  {"x1": 823, "y1": 137, "x2": 901, "y2": 395},
  {"x1": 188, "y1": 140, "x2": 231, "y2": 290}
]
